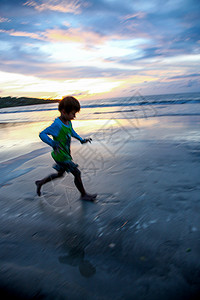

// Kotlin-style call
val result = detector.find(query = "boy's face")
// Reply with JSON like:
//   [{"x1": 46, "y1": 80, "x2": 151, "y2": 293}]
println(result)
[{"x1": 62, "y1": 109, "x2": 77, "y2": 121}]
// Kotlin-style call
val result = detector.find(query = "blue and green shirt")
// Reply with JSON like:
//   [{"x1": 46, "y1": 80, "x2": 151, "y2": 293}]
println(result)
[{"x1": 39, "y1": 117, "x2": 84, "y2": 162}]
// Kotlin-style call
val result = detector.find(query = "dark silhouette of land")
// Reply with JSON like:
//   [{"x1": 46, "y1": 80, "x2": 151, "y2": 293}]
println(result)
[{"x1": 0, "y1": 96, "x2": 59, "y2": 108}]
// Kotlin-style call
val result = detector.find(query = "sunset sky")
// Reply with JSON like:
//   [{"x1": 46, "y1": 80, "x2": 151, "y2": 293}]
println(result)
[{"x1": 0, "y1": 0, "x2": 200, "y2": 100}]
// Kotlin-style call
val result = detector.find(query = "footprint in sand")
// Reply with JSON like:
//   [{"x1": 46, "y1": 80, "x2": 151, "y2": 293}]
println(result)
[{"x1": 97, "y1": 193, "x2": 120, "y2": 204}]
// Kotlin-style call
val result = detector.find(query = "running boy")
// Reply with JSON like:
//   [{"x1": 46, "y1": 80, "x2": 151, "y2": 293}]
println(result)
[{"x1": 35, "y1": 96, "x2": 97, "y2": 201}]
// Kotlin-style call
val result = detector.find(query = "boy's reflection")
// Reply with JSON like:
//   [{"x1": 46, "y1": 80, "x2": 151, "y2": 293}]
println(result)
[
  {"x1": 59, "y1": 244, "x2": 96, "y2": 278},
  {"x1": 59, "y1": 228, "x2": 96, "y2": 278}
]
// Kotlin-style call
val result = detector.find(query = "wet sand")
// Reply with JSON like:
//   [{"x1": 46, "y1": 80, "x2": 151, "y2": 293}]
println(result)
[{"x1": 0, "y1": 113, "x2": 200, "y2": 299}]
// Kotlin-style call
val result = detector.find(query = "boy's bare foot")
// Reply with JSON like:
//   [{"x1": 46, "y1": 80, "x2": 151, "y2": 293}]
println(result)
[
  {"x1": 81, "y1": 193, "x2": 97, "y2": 202},
  {"x1": 35, "y1": 181, "x2": 42, "y2": 196}
]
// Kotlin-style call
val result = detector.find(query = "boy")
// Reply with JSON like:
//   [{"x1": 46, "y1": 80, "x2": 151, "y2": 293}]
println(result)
[{"x1": 35, "y1": 96, "x2": 97, "y2": 201}]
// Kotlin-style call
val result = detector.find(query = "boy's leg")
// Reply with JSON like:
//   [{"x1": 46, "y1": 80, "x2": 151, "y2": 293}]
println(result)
[
  {"x1": 70, "y1": 168, "x2": 97, "y2": 201},
  {"x1": 35, "y1": 171, "x2": 64, "y2": 196}
]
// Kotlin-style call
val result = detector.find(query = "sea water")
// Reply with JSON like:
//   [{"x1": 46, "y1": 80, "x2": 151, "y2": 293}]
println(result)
[
  {"x1": 0, "y1": 92, "x2": 200, "y2": 161},
  {"x1": 0, "y1": 92, "x2": 200, "y2": 123}
]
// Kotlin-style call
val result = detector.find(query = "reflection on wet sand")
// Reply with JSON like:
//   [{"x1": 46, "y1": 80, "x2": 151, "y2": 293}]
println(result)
[{"x1": 59, "y1": 230, "x2": 96, "y2": 278}]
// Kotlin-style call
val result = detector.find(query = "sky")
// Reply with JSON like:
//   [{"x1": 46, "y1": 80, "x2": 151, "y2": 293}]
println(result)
[{"x1": 0, "y1": 0, "x2": 200, "y2": 100}]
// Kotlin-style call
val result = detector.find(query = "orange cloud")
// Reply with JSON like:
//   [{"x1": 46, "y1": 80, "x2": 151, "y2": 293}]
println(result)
[
  {"x1": 24, "y1": 0, "x2": 89, "y2": 14},
  {"x1": 0, "y1": 26, "x2": 123, "y2": 47},
  {"x1": 44, "y1": 28, "x2": 107, "y2": 45},
  {"x1": 0, "y1": 29, "x2": 43, "y2": 40}
]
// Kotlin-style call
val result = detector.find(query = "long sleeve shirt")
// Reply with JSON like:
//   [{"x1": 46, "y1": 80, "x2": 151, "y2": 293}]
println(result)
[{"x1": 39, "y1": 117, "x2": 84, "y2": 162}]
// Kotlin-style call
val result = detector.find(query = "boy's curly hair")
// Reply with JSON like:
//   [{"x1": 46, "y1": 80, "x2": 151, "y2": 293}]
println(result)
[{"x1": 58, "y1": 96, "x2": 80, "y2": 113}]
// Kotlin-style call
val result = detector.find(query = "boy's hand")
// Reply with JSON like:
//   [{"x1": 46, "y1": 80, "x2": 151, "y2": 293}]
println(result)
[{"x1": 81, "y1": 138, "x2": 92, "y2": 144}]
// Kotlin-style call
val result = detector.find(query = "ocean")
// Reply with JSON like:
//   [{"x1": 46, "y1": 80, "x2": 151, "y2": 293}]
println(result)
[
  {"x1": 0, "y1": 92, "x2": 200, "y2": 165},
  {"x1": 0, "y1": 92, "x2": 200, "y2": 123}
]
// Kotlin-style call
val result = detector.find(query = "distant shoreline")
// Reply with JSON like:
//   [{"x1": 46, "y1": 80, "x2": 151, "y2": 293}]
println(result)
[{"x1": 0, "y1": 97, "x2": 59, "y2": 109}]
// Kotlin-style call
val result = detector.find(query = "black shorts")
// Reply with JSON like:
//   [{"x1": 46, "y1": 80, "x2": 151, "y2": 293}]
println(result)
[{"x1": 53, "y1": 161, "x2": 79, "y2": 173}]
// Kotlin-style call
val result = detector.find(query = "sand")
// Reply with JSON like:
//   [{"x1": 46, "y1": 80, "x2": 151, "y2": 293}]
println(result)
[{"x1": 0, "y1": 112, "x2": 200, "y2": 299}]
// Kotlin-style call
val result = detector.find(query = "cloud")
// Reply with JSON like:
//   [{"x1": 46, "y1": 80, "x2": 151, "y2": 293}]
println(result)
[
  {"x1": 0, "y1": 17, "x2": 11, "y2": 23},
  {"x1": 23, "y1": 0, "x2": 89, "y2": 13},
  {"x1": 0, "y1": 0, "x2": 200, "y2": 97},
  {"x1": 0, "y1": 25, "x2": 116, "y2": 46},
  {"x1": 169, "y1": 73, "x2": 200, "y2": 79},
  {"x1": 0, "y1": 70, "x2": 123, "y2": 99},
  {"x1": 44, "y1": 27, "x2": 106, "y2": 44},
  {"x1": 0, "y1": 37, "x2": 141, "y2": 80},
  {"x1": 185, "y1": 79, "x2": 199, "y2": 88},
  {"x1": 0, "y1": 29, "x2": 44, "y2": 41},
  {"x1": 121, "y1": 12, "x2": 146, "y2": 21}
]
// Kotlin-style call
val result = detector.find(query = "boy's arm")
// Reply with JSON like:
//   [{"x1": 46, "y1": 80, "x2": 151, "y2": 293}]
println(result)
[
  {"x1": 71, "y1": 127, "x2": 84, "y2": 142},
  {"x1": 39, "y1": 122, "x2": 59, "y2": 148},
  {"x1": 71, "y1": 127, "x2": 92, "y2": 144}
]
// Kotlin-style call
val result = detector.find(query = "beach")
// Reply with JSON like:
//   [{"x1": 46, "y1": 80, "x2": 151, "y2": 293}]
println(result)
[{"x1": 0, "y1": 96, "x2": 200, "y2": 299}]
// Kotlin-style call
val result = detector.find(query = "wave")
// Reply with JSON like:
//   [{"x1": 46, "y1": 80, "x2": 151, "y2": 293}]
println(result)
[
  {"x1": 82, "y1": 99, "x2": 200, "y2": 108},
  {"x1": 0, "y1": 107, "x2": 56, "y2": 114},
  {"x1": 1, "y1": 98, "x2": 200, "y2": 115}
]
